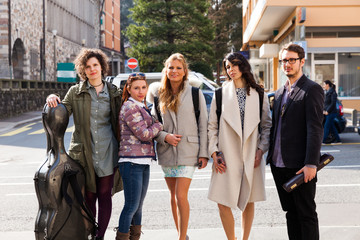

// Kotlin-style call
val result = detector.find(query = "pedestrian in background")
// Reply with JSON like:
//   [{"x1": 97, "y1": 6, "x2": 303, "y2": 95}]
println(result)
[
  {"x1": 207, "y1": 52, "x2": 272, "y2": 240},
  {"x1": 46, "y1": 48, "x2": 123, "y2": 240},
  {"x1": 323, "y1": 80, "x2": 342, "y2": 144},
  {"x1": 267, "y1": 43, "x2": 324, "y2": 240},
  {"x1": 115, "y1": 73, "x2": 163, "y2": 240},
  {"x1": 147, "y1": 53, "x2": 208, "y2": 240}
]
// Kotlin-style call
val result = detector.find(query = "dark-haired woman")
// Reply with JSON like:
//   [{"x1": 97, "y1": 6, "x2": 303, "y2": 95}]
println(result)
[
  {"x1": 323, "y1": 80, "x2": 342, "y2": 144},
  {"x1": 46, "y1": 48, "x2": 123, "y2": 240},
  {"x1": 208, "y1": 52, "x2": 272, "y2": 240},
  {"x1": 115, "y1": 73, "x2": 163, "y2": 240}
]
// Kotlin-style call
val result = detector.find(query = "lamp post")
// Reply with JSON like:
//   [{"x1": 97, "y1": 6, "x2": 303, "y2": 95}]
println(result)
[
  {"x1": 52, "y1": 29, "x2": 57, "y2": 81},
  {"x1": 111, "y1": 51, "x2": 114, "y2": 76}
]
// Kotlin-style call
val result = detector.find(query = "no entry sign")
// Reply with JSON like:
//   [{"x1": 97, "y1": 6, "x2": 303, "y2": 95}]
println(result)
[{"x1": 127, "y1": 58, "x2": 138, "y2": 69}]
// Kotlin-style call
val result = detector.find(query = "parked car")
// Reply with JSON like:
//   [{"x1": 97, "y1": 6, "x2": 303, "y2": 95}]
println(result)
[
  {"x1": 105, "y1": 76, "x2": 115, "y2": 83},
  {"x1": 267, "y1": 92, "x2": 346, "y2": 142},
  {"x1": 108, "y1": 72, "x2": 219, "y2": 113},
  {"x1": 107, "y1": 71, "x2": 219, "y2": 92},
  {"x1": 202, "y1": 90, "x2": 214, "y2": 113}
]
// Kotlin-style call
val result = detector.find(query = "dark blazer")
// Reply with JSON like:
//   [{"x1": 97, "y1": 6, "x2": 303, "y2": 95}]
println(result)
[{"x1": 266, "y1": 74, "x2": 324, "y2": 168}]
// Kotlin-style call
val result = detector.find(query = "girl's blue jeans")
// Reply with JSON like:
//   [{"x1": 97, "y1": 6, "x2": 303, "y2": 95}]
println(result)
[{"x1": 117, "y1": 162, "x2": 150, "y2": 233}]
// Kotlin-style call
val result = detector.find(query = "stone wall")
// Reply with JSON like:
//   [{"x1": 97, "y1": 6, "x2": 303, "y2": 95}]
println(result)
[{"x1": 0, "y1": 79, "x2": 73, "y2": 119}]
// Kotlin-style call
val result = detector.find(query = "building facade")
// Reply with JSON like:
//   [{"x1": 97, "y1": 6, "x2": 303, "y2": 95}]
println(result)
[
  {"x1": 100, "y1": 0, "x2": 122, "y2": 76},
  {"x1": 0, "y1": 0, "x2": 102, "y2": 82},
  {"x1": 242, "y1": 0, "x2": 360, "y2": 110}
]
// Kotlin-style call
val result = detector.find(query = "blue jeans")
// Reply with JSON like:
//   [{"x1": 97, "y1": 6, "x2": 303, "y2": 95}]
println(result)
[
  {"x1": 118, "y1": 162, "x2": 150, "y2": 233},
  {"x1": 323, "y1": 112, "x2": 341, "y2": 142}
]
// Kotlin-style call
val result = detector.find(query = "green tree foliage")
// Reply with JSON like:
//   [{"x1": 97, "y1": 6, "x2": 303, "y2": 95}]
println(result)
[
  {"x1": 209, "y1": 0, "x2": 242, "y2": 83},
  {"x1": 126, "y1": 0, "x2": 215, "y2": 73}
]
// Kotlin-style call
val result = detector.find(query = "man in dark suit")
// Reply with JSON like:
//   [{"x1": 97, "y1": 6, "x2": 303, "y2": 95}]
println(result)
[{"x1": 266, "y1": 43, "x2": 324, "y2": 240}]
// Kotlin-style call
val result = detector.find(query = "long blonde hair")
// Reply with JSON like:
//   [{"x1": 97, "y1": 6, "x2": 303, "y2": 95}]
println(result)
[{"x1": 159, "y1": 53, "x2": 189, "y2": 113}]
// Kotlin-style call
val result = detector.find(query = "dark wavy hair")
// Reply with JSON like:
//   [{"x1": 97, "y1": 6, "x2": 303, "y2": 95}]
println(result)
[
  {"x1": 222, "y1": 52, "x2": 263, "y2": 95},
  {"x1": 74, "y1": 48, "x2": 109, "y2": 81},
  {"x1": 280, "y1": 43, "x2": 305, "y2": 59}
]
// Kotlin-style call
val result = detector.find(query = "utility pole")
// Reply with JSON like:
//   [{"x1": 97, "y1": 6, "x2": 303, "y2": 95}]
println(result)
[
  {"x1": 8, "y1": 0, "x2": 12, "y2": 79},
  {"x1": 41, "y1": 0, "x2": 46, "y2": 81},
  {"x1": 99, "y1": 0, "x2": 106, "y2": 48}
]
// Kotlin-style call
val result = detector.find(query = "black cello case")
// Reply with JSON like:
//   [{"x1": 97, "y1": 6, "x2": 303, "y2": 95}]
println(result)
[{"x1": 34, "y1": 103, "x2": 96, "y2": 240}]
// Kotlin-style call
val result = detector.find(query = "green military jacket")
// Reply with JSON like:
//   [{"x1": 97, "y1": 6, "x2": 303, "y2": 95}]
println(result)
[{"x1": 62, "y1": 80, "x2": 123, "y2": 194}]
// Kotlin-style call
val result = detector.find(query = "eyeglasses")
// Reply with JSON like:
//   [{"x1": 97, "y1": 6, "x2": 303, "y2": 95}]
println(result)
[
  {"x1": 279, "y1": 58, "x2": 301, "y2": 65},
  {"x1": 129, "y1": 72, "x2": 146, "y2": 79}
]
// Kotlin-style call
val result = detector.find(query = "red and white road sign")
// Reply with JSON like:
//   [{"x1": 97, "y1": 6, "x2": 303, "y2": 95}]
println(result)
[{"x1": 127, "y1": 58, "x2": 138, "y2": 69}]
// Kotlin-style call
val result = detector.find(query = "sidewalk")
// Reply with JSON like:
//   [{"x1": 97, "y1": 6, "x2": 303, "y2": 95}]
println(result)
[{"x1": 1, "y1": 226, "x2": 359, "y2": 240}]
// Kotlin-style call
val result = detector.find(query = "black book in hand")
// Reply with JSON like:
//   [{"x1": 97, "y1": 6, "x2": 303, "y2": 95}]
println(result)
[{"x1": 282, "y1": 153, "x2": 334, "y2": 193}]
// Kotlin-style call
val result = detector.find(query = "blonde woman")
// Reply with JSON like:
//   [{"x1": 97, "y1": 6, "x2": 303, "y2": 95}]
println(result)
[{"x1": 148, "y1": 53, "x2": 208, "y2": 240}]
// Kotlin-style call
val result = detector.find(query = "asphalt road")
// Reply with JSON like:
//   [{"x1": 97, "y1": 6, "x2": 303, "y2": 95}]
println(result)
[{"x1": 0, "y1": 119, "x2": 360, "y2": 239}]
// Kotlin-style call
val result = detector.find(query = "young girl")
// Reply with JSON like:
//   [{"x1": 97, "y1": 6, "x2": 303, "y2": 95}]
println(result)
[{"x1": 115, "y1": 72, "x2": 163, "y2": 240}]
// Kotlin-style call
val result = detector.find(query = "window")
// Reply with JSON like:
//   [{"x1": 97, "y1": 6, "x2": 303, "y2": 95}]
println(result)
[{"x1": 338, "y1": 53, "x2": 360, "y2": 97}]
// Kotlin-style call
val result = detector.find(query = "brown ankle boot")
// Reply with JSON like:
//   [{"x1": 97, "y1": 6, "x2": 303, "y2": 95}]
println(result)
[
  {"x1": 115, "y1": 230, "x2": 130, "y2": 240},
  {"x1": 129, "y1": 225, "x2": 142, "y2": 240}
]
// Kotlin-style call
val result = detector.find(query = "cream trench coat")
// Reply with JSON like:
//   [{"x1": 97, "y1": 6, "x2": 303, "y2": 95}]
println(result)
[{"x1": 207, "y1": 81, "x2": 272, "y2": 210}]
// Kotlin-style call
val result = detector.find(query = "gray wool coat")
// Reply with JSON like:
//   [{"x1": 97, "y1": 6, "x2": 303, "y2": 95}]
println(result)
[{"x1": 148, "y1": 81, "x2": 208, "y2": 167}]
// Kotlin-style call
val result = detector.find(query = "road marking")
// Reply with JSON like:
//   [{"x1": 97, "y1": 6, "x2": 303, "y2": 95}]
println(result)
[
  {"x1": 0, "y1": 124, "x2": 74, "y2": 136},
  {"x1": 4, "y1": 183, "x2": 360, "y2": 196},
  {"x1": 0, "y1": 182, "x2": 33, "y2": 186},
  {"x1": 24, "y1": 125, "x2": 73, "y2": 135},
  {"x1": 321, "y1": 150, "x2": 340, "y2": 153},
  {"x1": 6, "y1": 193, "x2": 35, "y2": 196},
  {"x1": 66, "y1": 125, "x2": 74, "y2": 132},
  {"x1": 146, "y1": 183, "x2": 360, "y2": 192},
  {"x1": 327, "y1": 165, "x2": 360, "y2": 169},
  {"x1": 0, "y1": 123, "x2": 36, "y2": 136},
  {"x1": 149, "y1": 172, "x2": 274, "y2": 181},
  {"x1": 29, "y1": 129, "x2": 45, "y2": 135},
  {"x1": 0, "y1": 176, "x2": 33, "y2": 179}
]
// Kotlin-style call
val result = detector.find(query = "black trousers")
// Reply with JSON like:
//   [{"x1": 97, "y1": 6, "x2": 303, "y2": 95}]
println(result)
[{"x1": 271, "y1": 164, "x2": 319, "y2": 240}]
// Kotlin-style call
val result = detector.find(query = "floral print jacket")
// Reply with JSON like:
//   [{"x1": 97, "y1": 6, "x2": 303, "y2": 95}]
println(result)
[{"x1": 119, "y1": 99, "x2": 163, "y2": 159}]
